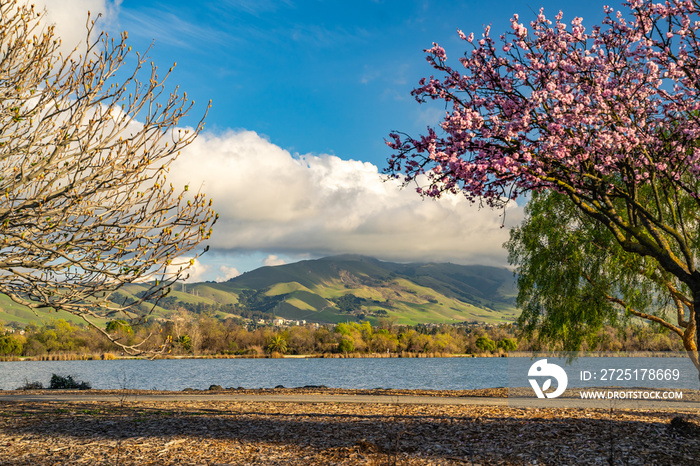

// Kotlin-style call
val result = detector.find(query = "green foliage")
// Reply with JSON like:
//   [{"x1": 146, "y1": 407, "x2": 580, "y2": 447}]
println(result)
[
  {"x1": 49, "y1": 374, "x2": 91, "y2": 390},
  {"x1": 23, "y1": 319, "x2": 90, "y2": 355},
  {"x1": 177, "y1": 335, "x2": 193, "y2": 352},
  {"x1": 360, "y1": 321, "x2": 373, "y2": 340},
  {"x1": 266, "y1": 335, "x2": 288, "y2": 354},
  {"x1": 0, "y1": 334, "x2": 23, "y2": 355},
  {"x1": 496, "y1": 338, "x2": 518, "y2": 352},
  {"x1": 371, "y1": 329, "x2": 399, "y2": 352},
  {"x1": 338, "y1": 335, "x2": 355, "y2": 353},
  {"x1": 237, "y1": 289, "x2": 284, "y2": 314},
  {"x1": 505, "y1": 191, "x2": 682, "y2": 351},
  {"x1": 431, "y1": 332, "x2": 461, "y2": 353},
  {"x1": 106, "y1": 320, "x2": 133, "y2": 335},
  {"x1": 475, "y1": 336, "x2": 496, "y2": 353},
  {"x1": 334, "y1": 322, "x2": 352, "y2": 336},
  {"x1": 332, "y1": 294, "x2": 368, "y2": 313}
]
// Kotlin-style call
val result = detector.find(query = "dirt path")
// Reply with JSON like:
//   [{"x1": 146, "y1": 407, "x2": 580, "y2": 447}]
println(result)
[{"x1": 1, "y1": 388, "x2": 698, "y2": 410}]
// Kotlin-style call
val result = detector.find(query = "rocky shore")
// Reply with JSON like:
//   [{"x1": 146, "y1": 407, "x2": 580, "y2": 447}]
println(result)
[{"x1": 0, "y1": 388, "x2": 698, "y2": 465}]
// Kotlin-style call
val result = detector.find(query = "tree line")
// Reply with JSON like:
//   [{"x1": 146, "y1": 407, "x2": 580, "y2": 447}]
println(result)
[{"x1": 0, "y1": 316, "x2": 684, "y2": 359}]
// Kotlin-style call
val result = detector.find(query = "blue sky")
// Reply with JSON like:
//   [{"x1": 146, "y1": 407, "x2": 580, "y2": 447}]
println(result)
[
  {"x1": 46, "y1": 0, "x2": 612, "y2": 281},
  {"x1": 114, "y1": 0, "x2": 609, "y2": 165}
]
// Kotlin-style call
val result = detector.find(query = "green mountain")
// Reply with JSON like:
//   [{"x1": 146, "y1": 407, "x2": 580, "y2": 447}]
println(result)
[
  {"x1": 186, "y1": 255, "x2": 519, "y2": 325},
  {"x1": 0, "y1": 255, "x2": 520, "y2": 327}
]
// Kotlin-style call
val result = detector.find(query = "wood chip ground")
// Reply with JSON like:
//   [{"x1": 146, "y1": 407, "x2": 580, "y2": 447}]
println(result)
[{"x1": 0, "y1": 389, "x2": 698, "y2": 465}]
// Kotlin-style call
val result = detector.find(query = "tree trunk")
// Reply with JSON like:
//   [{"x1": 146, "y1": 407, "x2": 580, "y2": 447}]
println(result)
[
  {"x1": 693, "y1": 293, "x2": 700, "y2": 385},
  {"x1": 682, "y1": 321, "x2": 699, "y2": 383}
]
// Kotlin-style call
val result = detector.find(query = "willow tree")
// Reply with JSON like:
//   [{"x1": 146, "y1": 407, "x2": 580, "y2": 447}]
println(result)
[
  {"x1": 386, "y1": 0, "x2": 700, "y2": 369},
  {"x1": 0, "y1": 2, "x2": 216, "y2": 354},
  {"x1": 505, "y1": 191, "x2": 698, "y2": 370}
]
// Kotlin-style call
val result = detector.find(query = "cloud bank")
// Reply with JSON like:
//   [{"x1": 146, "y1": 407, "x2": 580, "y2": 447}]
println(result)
[
  {"x1": 36, "y1": 1, "x2": 524, "y2": 270},
  {"x1": 30, "y1": 0, "x2": 121, "y2": 52},
  {"x1": 169, "y1": 130, "x2": 523, "y2": 267}
]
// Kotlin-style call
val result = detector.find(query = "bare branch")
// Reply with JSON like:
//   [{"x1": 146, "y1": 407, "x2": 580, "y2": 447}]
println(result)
[{"x1": 0, "y1": 2, "x2": 216, "y2": 354}]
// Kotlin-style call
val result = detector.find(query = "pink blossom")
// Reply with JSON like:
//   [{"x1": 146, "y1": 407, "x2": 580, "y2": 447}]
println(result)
[{"x1": 387, "y1": 0, "x2": 700, "y2": 216}]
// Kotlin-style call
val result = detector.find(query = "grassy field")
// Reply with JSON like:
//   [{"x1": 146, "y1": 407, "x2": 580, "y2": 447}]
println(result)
[{"x1": 0, "y1": 294, "x2": 108, "y2": 328}]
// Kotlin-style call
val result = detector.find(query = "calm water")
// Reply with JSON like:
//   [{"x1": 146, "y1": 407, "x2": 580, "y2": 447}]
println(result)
[
  {"x1": 0, "y1": 357, "x2": 507, "y2": 391},
  {"x1": 1, "y1": 356, "x2": 696, "y2": 391}
]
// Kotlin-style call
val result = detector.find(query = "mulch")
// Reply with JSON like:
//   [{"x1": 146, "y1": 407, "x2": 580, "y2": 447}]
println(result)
[{"x1": 0, "y1": 389, "x2": 698, "y2": 465}]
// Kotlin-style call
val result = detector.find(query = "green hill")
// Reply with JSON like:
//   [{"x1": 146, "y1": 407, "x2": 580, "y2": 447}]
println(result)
[
  {"x1": 0, "y1": 255, "x2": 519, "y2": 328},
  {"x1": 192, "y1": 255, "x2": 518, "y2": 325},
  {"x1": 0, "y1": 294, "x2": 109, "y2": 328}
]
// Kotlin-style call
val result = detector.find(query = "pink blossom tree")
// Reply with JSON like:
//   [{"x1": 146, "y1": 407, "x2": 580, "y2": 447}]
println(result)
[{"x1": 387, "y1": 1, "x2": 700, "y2": 358}]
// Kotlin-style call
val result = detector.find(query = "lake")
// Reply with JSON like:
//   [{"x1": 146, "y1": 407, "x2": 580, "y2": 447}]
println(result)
[
  {"x1": 2, "y1": 355, "x2": 696, "y2": 391},
  {"x1": 1, "y1": 357, "x2": 507, "y2": 391}
]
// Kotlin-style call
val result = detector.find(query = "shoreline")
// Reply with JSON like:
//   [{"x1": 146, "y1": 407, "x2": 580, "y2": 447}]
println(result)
[
  {"x1": 0, "y1": 349, "x2": 690, "y2": 362},
  {"x1": 0, "y1": 351, "x2": 497, "y2": 361},
  {"x1": 5, "y1": 386, "x2": 510, "y2": 398}
]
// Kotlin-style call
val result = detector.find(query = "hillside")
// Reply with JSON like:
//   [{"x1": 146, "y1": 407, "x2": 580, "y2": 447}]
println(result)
[
  {"x1": 187, "y1": 255, "x2": 518, "y2": 325},
  {"x1": 0, "y1": 255, "x2": 519, "y2": 327}
]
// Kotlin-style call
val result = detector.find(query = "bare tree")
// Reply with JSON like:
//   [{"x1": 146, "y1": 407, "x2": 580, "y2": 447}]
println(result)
[{"x1": 0, "y1": 1, "x2": 216, "y2": 354}]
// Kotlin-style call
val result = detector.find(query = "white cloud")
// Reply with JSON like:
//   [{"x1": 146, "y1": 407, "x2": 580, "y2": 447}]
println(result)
[
  {"x1": 183, "y1": 258, "x2": 210, "y2": 282},
  {"x1": 169, "y1": 130, "x2": 524, "y2": 267},
  {"x1": 165, "y1": 256, "x2": 210, "y2": 283},
  {"x1": 263, "y1": 255, "x2": 287, "y2": 267},
  {"x1": 30, "y1": 0, "x2": 121, "y2": 53},
  {"x1": 216, "y1": 265, "x2": 241, "y2": 282}
]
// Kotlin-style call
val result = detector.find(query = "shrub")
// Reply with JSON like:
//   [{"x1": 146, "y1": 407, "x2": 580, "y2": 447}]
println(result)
[
  {"x1": 0, "y1": 335, "x2": 23, "y2": 355},
  {"x1": 49, "y1": 374, "x2": 91, "y2": 390},
  {"x1": 338, "y1": 336, "x2": 355, "y2": 353},
  {"x1": 17, "y1": 379, "x2": 43, "y2": 390},
  {"x1": 105, "y1": 320, "x2": 133, "y2": 335},
  {"x1": 177, "y1": 335, "x2": 193, "y2": 352},
  {"x1": 497, "y1": 338, "x2": 518, "y2": 352},
  {"x1": 475, "y1": 336, "x2": 496, "y2": 353}
]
